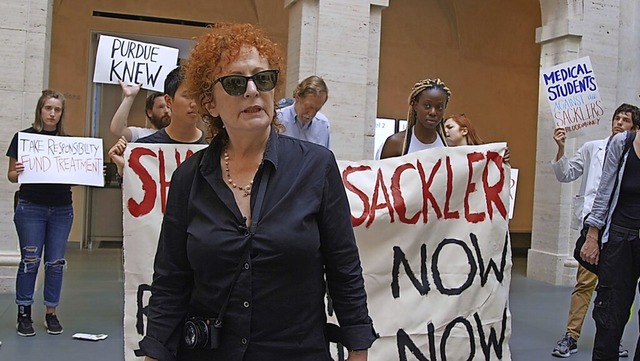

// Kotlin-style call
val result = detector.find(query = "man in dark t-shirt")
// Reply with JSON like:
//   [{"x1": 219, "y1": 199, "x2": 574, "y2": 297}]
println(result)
[
  {"x1": 108, "y1": 66, "x2": 206, "y2": 175},
  {"x1": 136, "y1": 128, "x2": 204, "y2": 144}
]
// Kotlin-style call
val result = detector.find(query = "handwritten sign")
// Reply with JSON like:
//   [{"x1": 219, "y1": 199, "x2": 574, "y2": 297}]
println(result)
[
  {"x1": 17, "y1": 133, "x2": 104, "y2": 187},
  {"x1": 121, "y1": 143, "x2": 512, "y2": 361},
  {"x1": 93, "y1": 35, "x2": 179, "y2": 91},
  {"x1": 333, "y1": 144, "x2": 512, "y2": 360},
  {"x1": 509, "y1": 168, "x2": 519, "y2": 219},
  {"x1": 541, "y1": 57, "x2": 603, "y2": 138}
]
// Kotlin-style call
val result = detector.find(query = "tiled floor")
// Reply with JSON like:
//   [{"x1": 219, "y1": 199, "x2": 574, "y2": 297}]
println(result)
[
  {"x1": 0, "y1": 248, "x2": 124, "y2": 361},
  {"x1": 509, "y1": 257, "x2": 638, "y2": 360},
  {"x1": 0, "y1": 248, "x2": 637, "y2": 360}
]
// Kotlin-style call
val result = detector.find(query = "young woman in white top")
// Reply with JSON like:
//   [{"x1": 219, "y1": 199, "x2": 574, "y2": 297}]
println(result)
[{"x1": 378, "y1": 78, "x2": 451, "y2": 159}]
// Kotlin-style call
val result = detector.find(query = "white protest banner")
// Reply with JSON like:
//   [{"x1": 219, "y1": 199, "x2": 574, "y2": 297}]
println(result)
[
  {"x1": 541, "y1": 56, "x2": 603, "y2": 138},
  {"x1": 333, "y1": 144, "x2": 512, "y2": 360},
  {"x1": 93, "y1": 35, "x2": 179, "y2": 91},
  {"x1": 122, "y1": 143, "x2": 206, "y2": 361},
  {"x1": 122, "y1": 143, "x2": 512, "y2": 361},
  {"x1": 17, "y1": 132, "x2": 103, "y2": 187}
]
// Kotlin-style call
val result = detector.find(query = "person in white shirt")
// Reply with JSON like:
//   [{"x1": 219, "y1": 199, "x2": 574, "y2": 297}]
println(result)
[
  {"x1": 277, "y1": 76, "x2": 330, "y2": 148},
  {"x1": 109, "y1": 81, "x2": 171, "y2": 142},
  {"x1": 550, "y1": 103, "x2": 638, "y2": 358}
]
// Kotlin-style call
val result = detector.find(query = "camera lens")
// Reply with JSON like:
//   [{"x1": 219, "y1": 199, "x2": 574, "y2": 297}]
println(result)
[
  {"x1": 184, "y1": 322, "x2": 197, "y2": 348},
  {"x1": 184, "y1": 319, "x2": 209, "y2": 349}
]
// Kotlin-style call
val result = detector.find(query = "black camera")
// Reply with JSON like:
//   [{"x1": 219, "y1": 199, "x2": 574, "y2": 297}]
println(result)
[{"x1": 183, "y1": 317, "x2": 221, "y2": 349}]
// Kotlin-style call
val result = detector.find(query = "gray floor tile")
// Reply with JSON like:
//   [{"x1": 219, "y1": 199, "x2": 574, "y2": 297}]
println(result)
[
  {"x1": 0, "y1": 249, "x2": 636, "y2": 360},
  {"x1": 0, "y1": 249, "x2": 124, "y2": 361}
]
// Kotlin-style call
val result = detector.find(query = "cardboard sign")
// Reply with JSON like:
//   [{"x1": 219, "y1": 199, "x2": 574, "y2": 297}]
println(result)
[
  {"x1": 93, "y1": 35, "x2": 179, "y2": 91},
  {"x1": 509, "y1": 168, "x2": 519, "y2": 219},
  {"x1": 122, "y1": 143, "x2": 512, "y2": 361},
  {"x1": 17, "y1": 132, "x2": 103, "y2": 187},
  {"x1": 541, "y1": 56, "x2": 603, "y2": 138}
]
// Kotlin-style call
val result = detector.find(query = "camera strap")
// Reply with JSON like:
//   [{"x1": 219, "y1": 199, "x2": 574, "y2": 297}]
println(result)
[{"x1": 215, "y1": 164, "x2": 271, "y2": 327}]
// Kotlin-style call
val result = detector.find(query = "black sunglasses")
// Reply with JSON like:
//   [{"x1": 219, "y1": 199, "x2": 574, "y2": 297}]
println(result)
[{"x1": 213, "y1": 69, "x2": 279, "y2": 96}]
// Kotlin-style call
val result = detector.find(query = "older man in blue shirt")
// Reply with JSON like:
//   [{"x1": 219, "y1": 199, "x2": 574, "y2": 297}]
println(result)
[{"x1": 277, "y1": 75, "x2": 331, "y2": 148}]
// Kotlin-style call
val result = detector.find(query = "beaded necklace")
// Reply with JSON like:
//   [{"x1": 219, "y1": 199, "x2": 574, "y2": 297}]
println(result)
[{"x1": 223, "y1": 149, "x2": 261, "y2": 197}]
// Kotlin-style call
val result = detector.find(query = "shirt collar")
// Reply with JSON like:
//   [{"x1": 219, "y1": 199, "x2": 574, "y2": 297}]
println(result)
[
  {"x1": 295, "y1": 117, "x2": 314, "y2": 129},
  {"x1": 262, "y1": 128, "x2": 279, "y2": 170},
  {"x1": 289, "y1": 103, "x2": 313, "y2": 129},
  {"x1": 199, "y1": 128, "x2": 280, "y2": 177}
]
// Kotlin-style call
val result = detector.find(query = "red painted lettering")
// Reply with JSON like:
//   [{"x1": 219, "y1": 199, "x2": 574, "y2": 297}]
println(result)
[
  {"x1": 127, "y1": 148, "x2": 157, "y2": 217},
  {"x1": 483, "y1": 151, "x2": 507, "y2": 220},
  {"x1": 391, "y1": 163, "x2": 420, "y2": 224},
  {"x1": 342, "y1": 165, "x2": 372, "y2": 227},
  {"x1": 416, "y1": 159, "x2": 443, "y2": 224},
  {"x1": 443, "y1": 156, "x2": 459, "y2": 219},
  {"x1": 367, "y1": 168, "x2": 395, "y2": 228},
  {"x1": 465, "y1": 152, "x2": 485, "y2": 223}
]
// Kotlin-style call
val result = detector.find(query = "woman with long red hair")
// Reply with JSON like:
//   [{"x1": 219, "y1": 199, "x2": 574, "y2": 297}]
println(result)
[{"x1": 443, "y1": 113, "x2": 483, "y2": 146}]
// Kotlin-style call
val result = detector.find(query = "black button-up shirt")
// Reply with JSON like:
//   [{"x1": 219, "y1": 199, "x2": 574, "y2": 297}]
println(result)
[{"x1": 138, "y1": 130, "x2": 376, "y2": 360}]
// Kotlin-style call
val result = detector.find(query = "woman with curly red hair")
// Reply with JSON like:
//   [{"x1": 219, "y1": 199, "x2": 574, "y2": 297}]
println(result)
[{"x1": 136, "y1": 23, "x2": 376, "y2": 361}]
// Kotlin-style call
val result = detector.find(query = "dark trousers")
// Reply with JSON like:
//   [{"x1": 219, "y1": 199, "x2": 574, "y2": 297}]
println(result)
[{"x1": 592, "y1": 224, "x2": 640, "y2": 361}]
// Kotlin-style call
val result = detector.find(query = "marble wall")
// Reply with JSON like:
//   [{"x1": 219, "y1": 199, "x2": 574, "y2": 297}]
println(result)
[
  {"x1": 0, "y1": 0, "x2": 52, "y2": 291},
  {"x1": 285, "y1": 0, "x2": 388, "y2": 160}
]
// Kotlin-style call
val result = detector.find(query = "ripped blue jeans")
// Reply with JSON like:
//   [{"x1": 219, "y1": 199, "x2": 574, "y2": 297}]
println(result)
[{"x1": 14, "y1": 199, "x2": 73, "y2": 307}]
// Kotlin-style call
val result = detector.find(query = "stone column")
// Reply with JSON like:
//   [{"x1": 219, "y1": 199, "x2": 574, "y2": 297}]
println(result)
[
  {"x1": 529, "y1": 0, "x2": 636, "y2": 285},
  {"x1": 284, "y1": 0, "x2": 389, "y2": 160},
  {"x1": 0, "y1": 0, "x2": 53, "y2": 292},
  {"x1": 616, "y1": 0, "x2": 640, "y2": 101}
]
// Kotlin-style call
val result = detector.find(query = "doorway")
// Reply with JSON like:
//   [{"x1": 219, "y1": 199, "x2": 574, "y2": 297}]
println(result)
[{"x1": 84, "y1": 32, "x2": 194, "y2": 249}]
